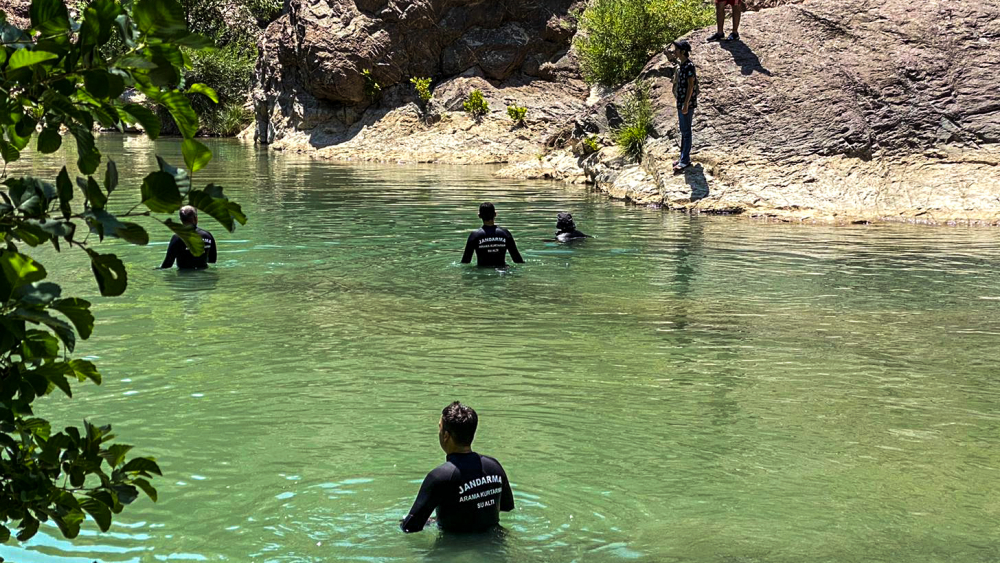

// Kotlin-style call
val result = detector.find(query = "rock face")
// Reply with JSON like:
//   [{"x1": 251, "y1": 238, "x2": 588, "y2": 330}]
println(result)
[
  {"x1": 252, "y1": 0, "x2": 586, "y2": 151},
  {"x1": 501, "y1": 0, "x2": 1000, "y2": 224}
]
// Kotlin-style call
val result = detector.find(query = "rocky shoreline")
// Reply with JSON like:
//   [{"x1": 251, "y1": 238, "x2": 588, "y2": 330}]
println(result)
[{"x1": 249, "y1": 0, "x2": 1000, "y2": 226}]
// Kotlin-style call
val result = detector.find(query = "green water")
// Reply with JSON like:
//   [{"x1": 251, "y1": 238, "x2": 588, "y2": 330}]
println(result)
[{"x1": 2, "y1": 137, "x2": 1000, "y2": 563}]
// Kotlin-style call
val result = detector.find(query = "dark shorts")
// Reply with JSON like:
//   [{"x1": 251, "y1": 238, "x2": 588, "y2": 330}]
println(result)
[{"x1": 717, "y1": 0, "x2": 743, "y2": 6}]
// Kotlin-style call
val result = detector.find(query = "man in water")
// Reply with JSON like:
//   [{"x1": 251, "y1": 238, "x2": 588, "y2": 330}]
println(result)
[
  {"x1": 555, "y1": 212, "x2": 590, "y2": 242},
  {"x1": 400, "y1": 402, "x2": 515, "y2": 533},
  {"x1": 461, "y1": 202, "x2": 524, "y2": 268},
  {"x1": 158, "y1": 206, "x2": 217, "y2": 269}
]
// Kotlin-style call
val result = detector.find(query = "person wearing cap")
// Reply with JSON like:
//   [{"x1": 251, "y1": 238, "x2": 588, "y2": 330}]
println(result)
[
  {"x1": 460, "y1": 202, "x2": 525, "y2": 268},
  {"x1": 666, "y1": 40, "x2": 698, "y2": 173},
  {"x1": 707, "y1": 0, "x2": 744, "y2": 42},
  {"x1": 554, "y1": 212, "x2": 590, "y2": 242},
  {"x1": 158, "y1": 206, "x2": 217, "y2": 269}
]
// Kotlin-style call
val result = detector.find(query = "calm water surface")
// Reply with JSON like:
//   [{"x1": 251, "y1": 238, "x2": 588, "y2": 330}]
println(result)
[{"x1": 2, "y1": 137, "x2": 999, "y2": 563}]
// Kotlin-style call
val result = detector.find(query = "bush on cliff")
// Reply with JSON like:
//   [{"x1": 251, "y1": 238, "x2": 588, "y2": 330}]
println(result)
[
  {"x1": 613, "y1": 81, "x2": 655, "y2": 162},
  {"x1": 575, "y1": 0, "x2": 713, "y2": 87},
  {"x1": 463, "y1": 90, "x2": 490, "y2": 119}
]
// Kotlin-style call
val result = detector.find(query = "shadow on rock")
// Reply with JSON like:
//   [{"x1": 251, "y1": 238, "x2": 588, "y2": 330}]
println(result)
[
  {"x1": 683, "y1": 164, "x2": 710, "y2": 201},
  {"x1": 718, "y1": 40, "x2": 772, "y2": 76}
]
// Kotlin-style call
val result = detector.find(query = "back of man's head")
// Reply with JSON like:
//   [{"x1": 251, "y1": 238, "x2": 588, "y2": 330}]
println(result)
[
  {"x1": 478, "y1": 202, "x2": 496, "y2": 221},
  {"x1": 442, "y1": 401, "x2": 478, "y2": 446},
  {"x1": 180, "y1": 205, "x2": 198, "y2": 225}
]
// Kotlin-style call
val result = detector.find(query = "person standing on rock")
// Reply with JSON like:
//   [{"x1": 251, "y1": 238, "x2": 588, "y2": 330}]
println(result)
[
  {"x1": 666, "y1": 40, "x2": 698, "y2": 173},
  {"x1": 461, "y1": 202, "x2": 525, "y2": 268},
  {"x1": 707, "y1": 0, "x2": 744, "y2": 42}
]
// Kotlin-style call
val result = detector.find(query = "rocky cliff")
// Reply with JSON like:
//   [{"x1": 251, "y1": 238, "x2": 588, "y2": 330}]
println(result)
[
  {"x1": 252, "y1": 0, "x2": 999, "y2": 223},
  {"x1": 250, "y1": 0, "x2": 589, "y2": 162},
  {"x1": 498, "y1": 0, "x2": 1000, "y2": 224}
]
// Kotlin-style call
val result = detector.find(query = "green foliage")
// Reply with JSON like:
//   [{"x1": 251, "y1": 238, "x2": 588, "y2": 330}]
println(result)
[
  {"x1": 0, "y1": 0, "x2": 247, "y2": 544},
  {"x1": 582, "y1": 134, "x2": 601, "y2": 154},
  {"x1": 574, "y1": 0, "x2": 713, "y2": 87},
  {"x1": 185, "y1": 44, "x2": 255, "y2": 134},
  {"x1": 463, "y1": 89, "x2": 489, "y2": 118},
  {"x1": 506, "y1": 104, "x2": 527, "y2": 126},
  {"x1": 613, "y1": 80, "x2": 655, "y2": 162},
  {"x1": 361, "y1": 69, "x2": 381, "y2": 102},
  {"x1": 410, "y1": 76, "x2": 432, "y2": 104},
  {"x1": 204, "y1": 102, "x2": 253, "y2": 137},
  {"x1": 244, "y1": 0, "x2": 282, "y2": 24}
]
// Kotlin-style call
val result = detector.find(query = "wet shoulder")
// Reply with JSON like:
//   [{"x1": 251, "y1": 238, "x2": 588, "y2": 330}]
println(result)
[
  {"x1": 428, "y1": 460, "x2": 461, "y2": 482},
  {"x1": 479, "y1": 454, "x2": 506, "y2": 473}
]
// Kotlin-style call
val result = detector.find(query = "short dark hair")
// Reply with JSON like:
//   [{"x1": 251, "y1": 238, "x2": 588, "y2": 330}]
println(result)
[
  {"x1": 441, "y1": 401, "x2": 478, "y2": 445},
  {"x1": 478, "y1": 202, "x2": 496, "y2": 220},
  {"x1": 673, "y1": 39, "x2": 692, "y2": 54},
  {"x1": 556, "y1": 212, "x2": 576, "y2": 232},
  {"x1": 179, "y1": 205, "x2": 198, "y2": 224}
]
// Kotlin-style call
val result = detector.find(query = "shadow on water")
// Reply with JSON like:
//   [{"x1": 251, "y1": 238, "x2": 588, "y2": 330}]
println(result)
[
  {"x1": 423, "y1": 527, "x2": 514, "y2": 563},
  {"x1": 718, "y1": 40, "x2": 773, "y2": 76},
  {"x1": 161, "y1": 268, "x2": 220, "y2": 293}
]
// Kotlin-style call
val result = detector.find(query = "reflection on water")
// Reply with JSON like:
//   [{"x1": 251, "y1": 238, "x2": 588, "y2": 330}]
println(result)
[{"x1": 2, "y1": 137, "x2": 1000, "y2": 563}]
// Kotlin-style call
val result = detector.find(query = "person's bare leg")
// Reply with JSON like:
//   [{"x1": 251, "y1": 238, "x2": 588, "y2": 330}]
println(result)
[
  {"x1": 732, "y1": 3, "x2": 742, "y2": 35},
  {"x1": 716, "y1": 2, "x2": 725, "y2": 35}
]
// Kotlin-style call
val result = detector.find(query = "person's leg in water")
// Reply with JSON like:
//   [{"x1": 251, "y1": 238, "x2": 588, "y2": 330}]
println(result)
[{"x1": 677, "y1": 108, "x2": 694, "y2": 168}]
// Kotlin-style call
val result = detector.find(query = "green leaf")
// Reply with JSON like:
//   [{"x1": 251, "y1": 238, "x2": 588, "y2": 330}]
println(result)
[
  {"x1": 8, "y1": 49, "x2": 58, "y2": 69},
  {"x1": 140, "y1": 171, "x2": 183, "y2": 213},
  {"x1": 118, "y1": 53, "x2": 157, "y2": 69},
  {"x1": 156, "y1": 156, "x2": 191, "y2": 194},
  {"x1": 187, "y1": 83, "x2": 219, "y2": 103},
  {"x1": 29, "y1": 0, "x2": 70, "y2": 37},
  {"x1": 14, "y1": 281, "x2": 62, "y2": 305},
  {"x1": 0, "y1": 250, "x2": 47, "y2": 294},
  {"x1": 83, "y1": 70, "x2": 111, "y2": 98},
  {"x1": 104, "y1": 160, "x2": 119, "y2": 194},
  {"x1": 68, "y1": 125, "x2": 101, "y2": 175},
  {"x1": 114, "y1": 13, "x2": 136, "y2": 48},
  {"x1": 80, "y1": 176, "x2": 108, "y2": 210},
  {"x1": 84, "y1": 209, "x2": 149, "y2": 245},
  {"x1": 26, "y1": 218, "x2": 75, "y2": 241},
  {"x1": 181, "y1": 139, "x2": 212, "y2": 173},
  {"x1": 163, "y1": 219, "x2": 205, "y2": 256},
  {"x1": 80, "y1": 498, "x2": 112, "y2": 532},
  {"x1": 57, "y1": 167, "x2": 73, "y2": 218},
  {"x1": 21, "y1": 329, "x2": 60, "y2": 360},
  {"x1": 14, "y1": 308, "x2": 76, "y2": 352},
  {"x1": 0, "y1": 139, "x2": 20, "y2": 163},
  {"x1": 37, "y1": 126, "x2": 62, "y2": 153},
  {"x1": 158, "y1": 90, "x2": 199, "y2": 139},
  {"x1": 52, "y1": 510, "x2": 84, "y2": 539},
  {"x1": 133, "y1": 478, "x2": 158, "y2": 502},
  {"x1": 86, "y1": 249, "x2": 127, "y2": 296},
  {"x1": 67, "y1": 358, "x2": 101, "y2": 383},
  {"x1": 121, "y1": 457, "x2": 162, "y2": 476},
  {"x1": 100, "y1": 444, "x2": 132, "y2": 467},
  {"x1": 16, "y1": 515, "x2": 39, "y2": 542},
  {"x1": 0, "y1": 523, "x2": 9, "y2": 542},
  {"x1": 134, "y1": 0, "x2": 187, "y2": 38},
  {"x1": 121, "y1": 103, "x2": 161, "y2": 139},
  {"x1": 189, "y1": 185, "x2": 246, "y2": 232},
  {"x1": 7, "y1": 123, "x2": 31, "y2": 151},
  {"x1": 51, "y1": 298, "x2": 94, "y2": 339},
  {"x1": 148, "y1": 55, "x2": 180, "y2": 87}
]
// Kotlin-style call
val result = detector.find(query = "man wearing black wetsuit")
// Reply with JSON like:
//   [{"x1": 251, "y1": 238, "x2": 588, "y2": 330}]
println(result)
[
  {"x1": 555, "y1": 211, "x2": 590, "y2": 242},
  {"x1": 401, "y1": 402, "x2": 515, "y2": 533},
  {"x1": 461, "y1": 202, "x2": 524, "y2": 268},
  {"x1": 159, "y1": 206, "x2": 217, "y2": 269}
]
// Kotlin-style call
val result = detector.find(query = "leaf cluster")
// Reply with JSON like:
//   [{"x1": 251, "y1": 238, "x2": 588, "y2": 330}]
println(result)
[
  {"x1": 361, "y1": 68, "x2": 381, "y2": 102},
  {"x1": 0, "y1": 0, "x2": 248, "y2": 544},
  {"x1": 463, "y1": 89, "x2": 489, "y2": 119},
  {"x1": 506, "y1": 104, "x2": 527, "y2": 126},
  {"x1": 409, "y1": 76, "x2": 432, "y2": 104},
  {"x1": 582, "y1": 134, "x2": 601, "y2": 154},
  {"x1": 613, "y1": 80, "x2": 654, "y2": 162},
  {"x1": 574, "y1": 0, "x2": 713, "y2": 87}
]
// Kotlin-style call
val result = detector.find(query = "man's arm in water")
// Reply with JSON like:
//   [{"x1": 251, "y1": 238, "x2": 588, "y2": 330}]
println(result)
[
  {"x1": 400, "y1": 469, "x2": 443, "y2": 533},
  {"x1": 207, "y1": 232, "x2": 218, "y2": 264},
  {"x1": 499, "y1": 465, "x2": 515, "y2": 512},
  {"x1": 460, "y1": 232, "x2": 476, "y2": 264},
  {"x1": 506, "y1": 231, "x2": 524, "y2": 263},
  {"x1": 158, "y1": 236, "x2": 181, "y2": 269}
]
